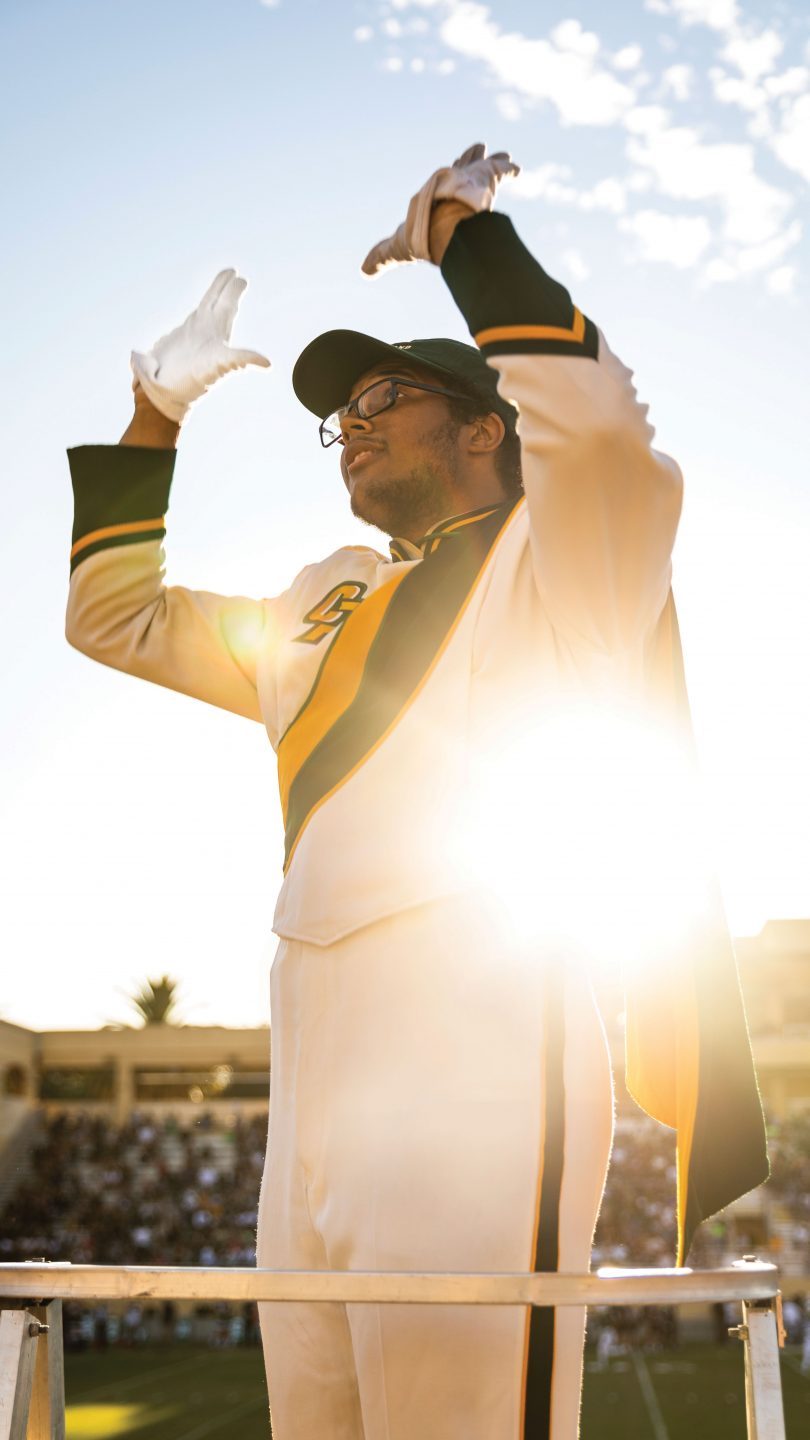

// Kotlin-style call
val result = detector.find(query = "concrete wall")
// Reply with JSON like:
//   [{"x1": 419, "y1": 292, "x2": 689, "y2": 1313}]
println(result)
[{"x1": 35, "y1": 1024, "x2": 271, "y2": 1122}]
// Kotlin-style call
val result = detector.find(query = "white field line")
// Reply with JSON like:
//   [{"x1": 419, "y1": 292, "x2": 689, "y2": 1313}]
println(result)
[
  {"x1": 631, "y1": 1351, "x2": 670, "y2": 1440},
  {"x1": 173, "y1": 1392, "x2": 265, "y2": 1440}
]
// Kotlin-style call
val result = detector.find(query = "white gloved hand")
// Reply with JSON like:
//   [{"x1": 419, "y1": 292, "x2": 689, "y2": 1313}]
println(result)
[
  {"x1": 130, "y1": 269, "x2": 271, "y2": 423},
  {"x1": 361, "y1": 143, "x2": 520, "y2": 276}
]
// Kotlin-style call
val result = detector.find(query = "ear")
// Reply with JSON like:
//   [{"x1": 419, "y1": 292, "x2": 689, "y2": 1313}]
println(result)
[{"x1": 465, "y1": 411, "x2": 506, "y2": 456}]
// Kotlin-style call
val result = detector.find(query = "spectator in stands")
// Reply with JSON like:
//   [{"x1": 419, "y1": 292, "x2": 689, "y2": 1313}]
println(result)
[{"x1": 3, "y1": 1105, "x2": 808, "y2": 1348}]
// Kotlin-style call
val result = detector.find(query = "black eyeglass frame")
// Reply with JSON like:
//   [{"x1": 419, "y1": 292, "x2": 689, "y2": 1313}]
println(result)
[{"x1": 319, "y1": 376, "x2": 476, "y2": 448}]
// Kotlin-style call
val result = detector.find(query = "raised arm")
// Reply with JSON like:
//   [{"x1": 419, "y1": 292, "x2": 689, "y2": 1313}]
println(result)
[
  {"x1": 364, "y1": 145, "x2": 683, "y2": 656},
  {"x1": 440, "y1": 210, "x2": 683, "y2": 654},
  {"x1": 66, "y1": 271, "x2": 277, "y2": 726}
]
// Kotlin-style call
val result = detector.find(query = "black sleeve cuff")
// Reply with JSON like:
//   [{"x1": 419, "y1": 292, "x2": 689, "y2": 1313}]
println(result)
[
  {"x1": 440, "y1": 210, "x2": 598, "y2": 361},
  {"x1": 68, "y1": 444, "x2": 176, "y2": 573}
]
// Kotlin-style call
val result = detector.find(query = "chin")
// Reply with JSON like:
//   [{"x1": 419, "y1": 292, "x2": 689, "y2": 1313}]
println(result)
[
  {"x1": 349, "y1": 492, "x2": 395, "y2": 536},
  {"x1": 350, "y1": 471, "x2": 449, "y2": 541},
  {"x1": 349, "y1": 476, "x2": 394, "y2": 530}
]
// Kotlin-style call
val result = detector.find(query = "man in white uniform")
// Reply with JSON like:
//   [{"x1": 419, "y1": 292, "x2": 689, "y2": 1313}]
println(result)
[{"x1": 66, "y1": 147, "x2": 767, "y2": 1438}]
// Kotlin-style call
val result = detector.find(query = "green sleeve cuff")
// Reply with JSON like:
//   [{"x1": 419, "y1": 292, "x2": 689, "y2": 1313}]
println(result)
[
  {"x1": 68, "y1": 444, "x2": 176, "y2": 573},
  {"x1": 440, "y1": 211, "x2": 597, "y2": 361}
]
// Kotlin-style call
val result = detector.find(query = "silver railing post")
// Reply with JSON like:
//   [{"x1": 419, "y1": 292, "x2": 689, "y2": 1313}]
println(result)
[
  {"x1": 0, "y1": 1310, "x2": 38, "y2": 1440},
  {"x1": 727, "y1": 1257, "x2": 787, "y2": 1440},
  {"x1": 741, "y1": 1298, "x2": 787, "y2": 1440},
  {"x1": 0, "y1": 1296, "x2": 64, "y2": 1440},
  {"x1": 25, "y1": 1301, "x2": 65, "y2": 1440}
]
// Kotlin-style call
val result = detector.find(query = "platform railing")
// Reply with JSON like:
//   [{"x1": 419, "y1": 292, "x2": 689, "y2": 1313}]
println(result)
[{"x1": 0, "y1": 1257, "x2": 786, "y2": 1440}]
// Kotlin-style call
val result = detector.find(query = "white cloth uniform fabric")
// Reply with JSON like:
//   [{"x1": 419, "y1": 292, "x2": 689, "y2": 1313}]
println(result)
[
  {"x1": 66, "y1": 334, "x2": 682, "y2": 951},
  {"x1": 256, "y1": 894, "x2": 614, "y2": 1440}
]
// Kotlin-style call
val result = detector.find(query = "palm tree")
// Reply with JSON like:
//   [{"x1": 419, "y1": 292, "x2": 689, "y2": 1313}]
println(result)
[{"x1": 128, "y1": 975, "x2": 182, "y2": 1026}]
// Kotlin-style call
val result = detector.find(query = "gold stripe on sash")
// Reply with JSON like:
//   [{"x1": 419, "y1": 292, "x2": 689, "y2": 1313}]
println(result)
[{"x1": 278, "y1": 567, "x2": 412, "y2": 818}]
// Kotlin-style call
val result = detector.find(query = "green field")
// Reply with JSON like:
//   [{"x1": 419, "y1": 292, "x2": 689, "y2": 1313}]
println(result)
[{"x1": 63, "y1": 1343, "x2": 810, "y2": 1438}]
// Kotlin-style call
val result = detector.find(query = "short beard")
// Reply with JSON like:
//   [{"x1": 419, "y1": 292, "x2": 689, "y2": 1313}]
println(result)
[{"x1": 349, "y1": 425, "x2": 460, "y2": 539}]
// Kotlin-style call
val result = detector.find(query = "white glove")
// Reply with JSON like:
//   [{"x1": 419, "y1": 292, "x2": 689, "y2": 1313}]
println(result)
[
  {"x1": 131, "y1": 269, "x2": 270, "y2": 423},
  {"x1": 361, "y1": 143, "x2": 520, "y2": 277}
]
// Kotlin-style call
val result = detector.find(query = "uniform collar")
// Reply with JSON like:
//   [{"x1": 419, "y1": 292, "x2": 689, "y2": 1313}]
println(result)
[{"x1": 389, "y1": 503, "x2": 504, "y2": 562}]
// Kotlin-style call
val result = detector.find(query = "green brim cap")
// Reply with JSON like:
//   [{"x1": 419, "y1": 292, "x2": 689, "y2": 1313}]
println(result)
[{"x1": 292, "y1": 329, "x2": 517, "y2": 428}]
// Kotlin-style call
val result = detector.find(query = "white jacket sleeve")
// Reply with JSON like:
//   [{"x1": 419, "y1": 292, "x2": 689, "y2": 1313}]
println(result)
[
  {"x1": 440, "y1": 212, "x2": 683, "y2": 654},
  {"x1": 65, "y1": 445, "x2": 281, "y2": 722}
]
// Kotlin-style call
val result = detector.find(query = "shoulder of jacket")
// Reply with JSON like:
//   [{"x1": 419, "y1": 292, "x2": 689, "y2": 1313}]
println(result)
[{"x1": 286, "y1": 544, "x2": 390, "y2": 592}]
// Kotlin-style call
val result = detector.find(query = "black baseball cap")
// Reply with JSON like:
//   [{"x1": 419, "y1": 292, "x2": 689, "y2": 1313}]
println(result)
[{"x1": 292, "y1": 329, "x2": 518, "y2": 429}]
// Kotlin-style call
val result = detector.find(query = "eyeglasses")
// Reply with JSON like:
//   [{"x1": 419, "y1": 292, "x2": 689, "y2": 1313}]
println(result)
[{"x1": 319, "y1": 376, "x2": 474, "y2": 448}]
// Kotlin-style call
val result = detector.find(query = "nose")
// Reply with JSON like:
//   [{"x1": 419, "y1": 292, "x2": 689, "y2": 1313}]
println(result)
[{"x1": 340, "y1": 408, "x2": 374, "y2": 445}]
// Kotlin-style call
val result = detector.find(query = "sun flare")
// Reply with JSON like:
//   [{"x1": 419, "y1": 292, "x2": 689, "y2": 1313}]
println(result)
[{"x1": 457, "y1": 702, "x2": 714, "y2": 975}]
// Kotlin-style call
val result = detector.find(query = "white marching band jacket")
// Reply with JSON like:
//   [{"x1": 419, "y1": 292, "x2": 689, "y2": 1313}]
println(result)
[{"x1": 66, "y1": 212, "x2": 767, "y2": 1260}]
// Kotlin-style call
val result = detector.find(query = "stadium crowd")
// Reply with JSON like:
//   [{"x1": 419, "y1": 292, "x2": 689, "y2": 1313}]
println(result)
[
  {"x1": 2, "y1": 1107, "x2": 809, "y2": 1350},
  {"x1": 0, "y1": 1110, "x2": 267, "y2": 1347}
]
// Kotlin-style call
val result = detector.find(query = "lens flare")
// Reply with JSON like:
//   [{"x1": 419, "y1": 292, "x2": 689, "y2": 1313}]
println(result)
[{"x1": 456, "y1": 701, "x2": 713, "y2": 976}]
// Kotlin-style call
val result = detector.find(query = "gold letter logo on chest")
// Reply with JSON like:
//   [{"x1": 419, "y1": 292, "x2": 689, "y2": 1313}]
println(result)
[{"x1": 294, "y1": 581, "x2": 368, "y2": 645}]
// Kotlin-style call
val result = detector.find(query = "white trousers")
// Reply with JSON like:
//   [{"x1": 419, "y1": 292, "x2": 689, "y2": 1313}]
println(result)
[{"x1": 256, "y1": 896, "x2": 614, "y2": 1439}]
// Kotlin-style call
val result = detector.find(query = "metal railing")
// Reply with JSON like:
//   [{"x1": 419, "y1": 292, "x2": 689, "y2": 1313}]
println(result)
[{"x1": 0, "y1": 1257, "x2": 787, "y2": 1439}]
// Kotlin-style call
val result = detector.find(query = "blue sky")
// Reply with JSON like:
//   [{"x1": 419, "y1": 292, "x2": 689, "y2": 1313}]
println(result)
[{"x1": 2, "y1": 0, "x2": 808, "y2": 1029}]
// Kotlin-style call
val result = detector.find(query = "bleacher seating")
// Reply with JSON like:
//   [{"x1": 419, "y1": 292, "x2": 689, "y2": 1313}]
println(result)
[{"x1": 1, "y1": 1106, "x2": 809, "y2": 1348}]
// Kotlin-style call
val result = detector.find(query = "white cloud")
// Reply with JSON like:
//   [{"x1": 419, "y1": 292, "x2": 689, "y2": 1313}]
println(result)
[
  {"x1": 582, "y1": 178, "x2": 627, "y2": 213},
  {"x1": 667, "y1": 0, "x2": 740, "y2": 33},
  {"x1": 722, "y1": 28, "x2": 783, "y2": 81},
  {"x1": 410, "y1": 56, "x2": 425, "y2": 71},
  {"x1": 354, "y1": 25, "x2": 373, "y2": 42},
  {"x1": 662, "y1": 64, "x2": 694, "y2": 100},
  {"x1": 710, "y1": 67, "x2": 768, "y2": 113},
  {"x1": 381, "y1": 56, "x2": 404, "y2": 71},
  {"x1": 627, "y1": 171, "x2": 656, "y2": 193},
  {"x1": 626, "y1": 125, "x2": 792, "y2": 246},
  {"x1": 771, "y1": 93, "x2": 810, "y2": 183},
  {"x1": 612, "y1": 45, "x2": 644, "y2": 71},
  {"x1": 495, "y1": 92, "x2": 522, "y2": 122},
  {"x1": 747, "y1": 109, "x2": 772, "y2": 140},
  {"x1": 437, "y1": 3, "x2": 638, "y2": 126},
  {"x1": 766, "y1": 265, "x2": 796, "y2": 295},
  {"x1": 764, "y1": 68, "x2": 808, "y2": 100},
  {"x1": 550, "y1": 19, "x2": 600, "y2": 58},
  {"x1": 620, "y1": 210, "x2": 713, "y2": 267},
  {"x1": 508, "y1": 162, "x2": 578, "y2": 202},
  {"x1": 366, "y1": 0, "x2": 805, "y2": 291},
  {"x1": 561, "y1": 248, "x2": 591, "y2": 281},
  {"x1": 701, "y1": 256, "x2": 739, "y2": 283},
  {"x1": 700, "y1": 257, "x2": 737, "y2": 282},
  {"x1": 703, "y1": 222, "x2": 801, "y2": 283},
  {"x1": 624, "y1": 105, "x2": 670, "y2": 134},
  {"x1": 509, "y1": 163, "x2": 626, "y2": 213},
  {"x1": 258, "y1": 0, "x2": 280, "y2": 7},
  {"x1": 733, "y1": 221, "x2": 802, "y2": 272}
]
